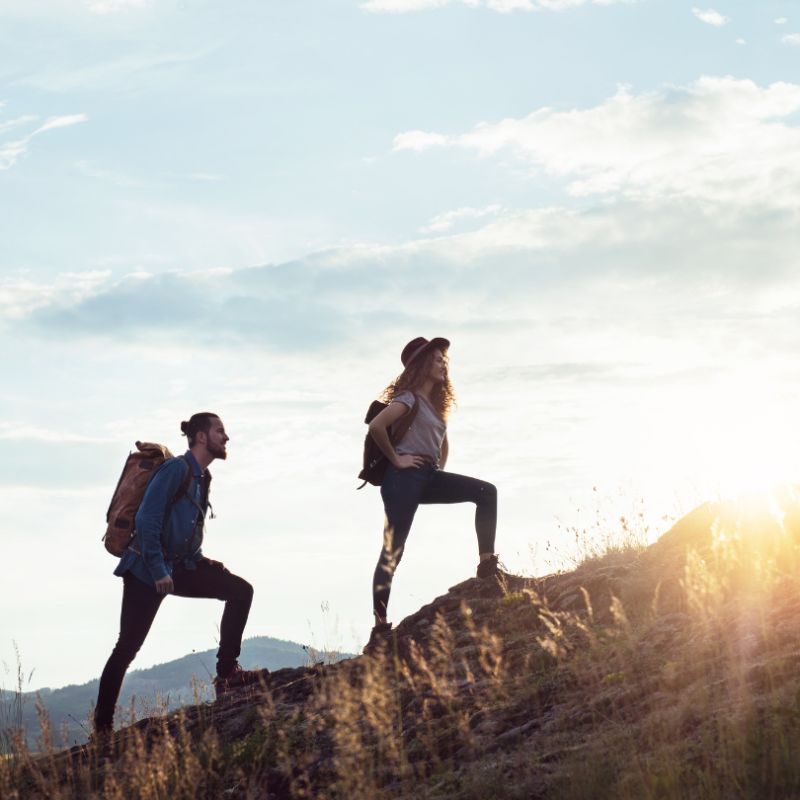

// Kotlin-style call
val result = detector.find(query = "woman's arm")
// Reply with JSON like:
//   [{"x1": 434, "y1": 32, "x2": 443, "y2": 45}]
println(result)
[
  {"x1": 439, "y1": 433, "x2": 449, "y2": 470},
  {"x1": 368, "y1": 401, "x2": 425, "y2": 469}
]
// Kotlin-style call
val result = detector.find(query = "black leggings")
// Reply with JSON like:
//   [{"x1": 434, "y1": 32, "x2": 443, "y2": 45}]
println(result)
[
  {"x1": 372, "y1": 464, "x2": 497, "y2": 619},
  {"x1": 95, "y1": 561, "x2": 253, "y2": 729}
]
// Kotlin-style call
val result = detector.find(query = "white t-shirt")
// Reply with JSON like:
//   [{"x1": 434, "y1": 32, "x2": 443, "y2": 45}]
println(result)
[{"x1": 391, "y1": 391, "x2": 446, "y2": 464}]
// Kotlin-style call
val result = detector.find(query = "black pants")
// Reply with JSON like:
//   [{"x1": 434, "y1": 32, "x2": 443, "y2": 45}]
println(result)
[
  {"x1": 372, "y1": 464, "x2": 497, "y2": 619},
  {"x1": 95, "y1": 561, "x2": 253, "y2": 729}
]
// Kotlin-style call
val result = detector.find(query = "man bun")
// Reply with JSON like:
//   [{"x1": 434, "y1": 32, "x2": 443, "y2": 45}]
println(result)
[{"x1": 181, "y1": 413, "x2": 219, "y2": 447}]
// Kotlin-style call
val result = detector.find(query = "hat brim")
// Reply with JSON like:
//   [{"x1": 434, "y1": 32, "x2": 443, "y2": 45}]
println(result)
[{"x1": 428, "y1": 337, "x2": 450, "y2": 354}]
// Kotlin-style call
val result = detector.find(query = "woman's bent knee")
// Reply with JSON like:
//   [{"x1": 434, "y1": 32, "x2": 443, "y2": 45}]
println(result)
[{"x1": 478, "y1": 481, "x2": 497, "y2": 502}]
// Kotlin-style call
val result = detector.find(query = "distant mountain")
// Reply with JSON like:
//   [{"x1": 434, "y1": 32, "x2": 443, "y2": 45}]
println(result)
[{"x1": 8, "y1": 635, "x2": 345, "y2": 748}]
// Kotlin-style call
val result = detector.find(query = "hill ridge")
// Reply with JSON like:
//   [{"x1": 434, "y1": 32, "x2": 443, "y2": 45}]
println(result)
[{"x1": 11, "y1": 485, "x2": 800, "y2": 799}]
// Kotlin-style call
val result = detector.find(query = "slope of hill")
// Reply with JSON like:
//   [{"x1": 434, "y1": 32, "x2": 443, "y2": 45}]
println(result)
[
  {"x1": 9, "y1": 635, "x2": 335, "y2": 748},
  {"x1": 7, "y1": 486, "x2": 800, "y2": 799}
]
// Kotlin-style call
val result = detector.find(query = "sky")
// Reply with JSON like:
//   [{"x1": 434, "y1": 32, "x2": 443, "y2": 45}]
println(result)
[{"x1": 2, "y1": 0, "x2": 800, "y2": 692}]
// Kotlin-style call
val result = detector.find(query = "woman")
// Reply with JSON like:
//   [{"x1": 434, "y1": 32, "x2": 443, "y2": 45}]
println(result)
[{"x1": 364, "y1": 336, "x2": 506, "y2": 653}]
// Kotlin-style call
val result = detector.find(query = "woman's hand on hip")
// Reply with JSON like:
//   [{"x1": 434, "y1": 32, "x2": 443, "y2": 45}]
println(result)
[{"x1": 394, "y1": 454, "x2": 425, "y2": 469}]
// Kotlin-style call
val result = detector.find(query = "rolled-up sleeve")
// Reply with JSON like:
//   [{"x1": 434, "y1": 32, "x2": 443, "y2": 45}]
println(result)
[{"x1": 135, "y1": 460, "x2": 185, "y2": 582}]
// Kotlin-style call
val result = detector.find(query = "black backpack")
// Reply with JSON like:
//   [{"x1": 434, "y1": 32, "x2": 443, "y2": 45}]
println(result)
[{"x1": 357, "y1": 393, "x2": 420, "y2": 489}]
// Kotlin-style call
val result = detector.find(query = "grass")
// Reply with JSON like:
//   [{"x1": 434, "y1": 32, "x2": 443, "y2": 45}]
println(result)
[
  {"x1": 4, "y1": 483, "x2": 800, "y2": 799},
  {"x1": 0, "y1": 642, "x2": 33, "y2": 776}
]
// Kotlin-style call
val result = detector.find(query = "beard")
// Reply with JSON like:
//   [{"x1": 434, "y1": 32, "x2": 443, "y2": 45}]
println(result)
[{"x1": 208, "y1": 441, "x2": 228, "y2": 460}]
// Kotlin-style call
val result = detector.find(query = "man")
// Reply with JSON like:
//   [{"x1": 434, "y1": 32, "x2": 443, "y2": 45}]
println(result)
[{"x1": 94, "y1": 412, "x2": 258, "y2": 737}]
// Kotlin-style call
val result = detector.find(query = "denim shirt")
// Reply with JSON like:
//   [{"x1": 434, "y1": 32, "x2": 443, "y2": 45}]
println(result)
[{"x1": 114, "y1": 450, "x2": 208, "y2": 586}]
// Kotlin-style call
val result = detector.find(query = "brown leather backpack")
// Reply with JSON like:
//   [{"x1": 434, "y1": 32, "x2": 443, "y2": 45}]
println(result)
[{"x1": 103, "y1": 441, "x2": 195, "y2": 557}]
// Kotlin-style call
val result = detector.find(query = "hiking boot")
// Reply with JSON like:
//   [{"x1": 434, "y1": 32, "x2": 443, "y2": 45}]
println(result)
[
  {"x1": 214, "y1": 663, "x2": 264, "y2": 696},
  {"x1": 363, "y1": 623, "x2": 412, "y2": 657},
  {"x1": 363, "y1": 622, "x2": 393, "y2": 654},
  {"x1": 477, "y1": 554, "x2": 512, "y2": 584}
]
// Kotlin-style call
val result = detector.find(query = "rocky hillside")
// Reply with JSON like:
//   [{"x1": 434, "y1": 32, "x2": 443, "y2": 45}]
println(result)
[
  {"x1": 11, "y1": 636, "x2": 338, "y2": 749},
  {"x1": 7, "y1": 486, "x2": 800, "y2": 799}
]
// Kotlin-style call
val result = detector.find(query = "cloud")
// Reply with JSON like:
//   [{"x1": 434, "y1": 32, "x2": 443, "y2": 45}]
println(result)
[
  {"x1": 420, "y1": 204, "x2": 502, "y2": 232},
  {"x1": 394, "y1": 78, "x2": 800, "y2": 206},
  {"x1": 692, "y1": 7, "x2": 730, "y2": 26},
  {"x1": 0, "y1": 271, "x2": 110, "y2": 320},
  {"x1": 392, "y1": 130, "x2": 451, "y2": 151},
  {"x1": 782, "y1": 34, "x2": 800, "y2": 45},
  {"x1": 0, "y1": 139, "x2": 30, "y2": 170},
  {"x1": 0, "y1": 111, "x2": 87, "y2": 170},
  {"x1": 362, "y1": 0, "x2": 632, "y2": 12},
  {"x1": 5, "y1": 75, "x2": 800, "y2": 366},
  {"x1": 33, "y1": 114, "x2": 88, "y2": 135},
  {"x1": 736, "y1": 38, "x2": 745, "y2": 45},
  {"x1": 776, "y1": 18, "x2": 788, "y2": 24},
  {"x1": 6, "y1": 194, "x2": 800, "y2": 351}
]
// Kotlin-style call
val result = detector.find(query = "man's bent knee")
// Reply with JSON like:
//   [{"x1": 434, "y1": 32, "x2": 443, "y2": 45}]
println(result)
[
  {"x1": 109, "y1": 641, "x2": 142, "y2": 668},
  {"x1": 236, "y1": 578, "x2": 254, "y2": 603}
]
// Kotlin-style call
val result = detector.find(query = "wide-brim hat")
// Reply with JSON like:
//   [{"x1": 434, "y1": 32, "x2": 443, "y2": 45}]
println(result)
[{"x1": 401, "y1": 336, "x2": 450, "y2": 368}]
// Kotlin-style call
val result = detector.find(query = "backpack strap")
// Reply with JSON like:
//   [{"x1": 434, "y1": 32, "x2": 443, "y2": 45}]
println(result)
[
  {"x1": 201, "y1": 470, "x2": 215, "y2": 519},
  {"x1": 173, "y1": 457, "x2": 216, "y2": 517},
  {"x1": 172, "y1": 457, "x2": 195, "y2": 505}
]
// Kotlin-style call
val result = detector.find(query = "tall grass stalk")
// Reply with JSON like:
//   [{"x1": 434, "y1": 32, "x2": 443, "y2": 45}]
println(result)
[{"x1": 0, "y1": 642, "x2": 32, "y2": 775}]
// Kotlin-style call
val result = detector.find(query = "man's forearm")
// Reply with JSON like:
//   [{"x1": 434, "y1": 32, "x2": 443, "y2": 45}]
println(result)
[{"x1": 140, "y1": 532, "x2": 169, "y2": 581}]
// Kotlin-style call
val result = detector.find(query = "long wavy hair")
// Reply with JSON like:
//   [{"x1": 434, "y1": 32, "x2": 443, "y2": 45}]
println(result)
[{"x1": 381, "y1": 348, "x2": 456, "y2": 420}]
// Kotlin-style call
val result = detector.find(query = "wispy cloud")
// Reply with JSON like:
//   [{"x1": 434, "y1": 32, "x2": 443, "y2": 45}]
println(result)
[
  {"x1": 420, "y1": 204, "x2": 502, "y2": 232},
  {"x1": 362, "y1": 0, "x2": 633, "y2": 12},
  {"x1": 782, "y1": 34, "x2": 800, "y2": 45},
  {"x1": 0, "y1": 112, "x2": 87, "y2": 170},
  {"x1": 33, "y1": 114, "x2": 88, "y2": 135},
  {"x1": 394, "y1": 78, "x2": 800, "y2": 206},
  {"x1": 0, "y1": 114, "x2": 39, "y2": 135},
  {"x1": 776, "y1": 18, "x2": 788, "y2": 25},
  {"x1": 692, "y1": 7, "x2": 730, "y2": 26},
  {"x1": 0, "y1": 270, "x2": 109, "y2": 320},
  {"x1": 0, "y1": 140, "x2": 30, "y2": 170}
]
